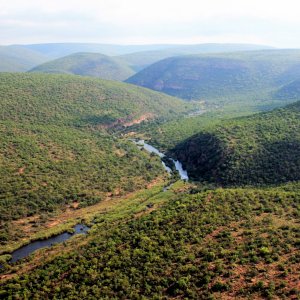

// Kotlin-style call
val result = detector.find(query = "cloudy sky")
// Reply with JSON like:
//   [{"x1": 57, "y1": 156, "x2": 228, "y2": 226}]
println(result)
[{"x1": 1, "y1": 0, "x2": 300, "y2": 47}]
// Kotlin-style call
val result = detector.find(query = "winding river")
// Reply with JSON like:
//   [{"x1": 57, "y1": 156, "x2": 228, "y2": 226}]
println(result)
[{"x1": 134, "y1": 140, "x2": 189, "y2": 180}]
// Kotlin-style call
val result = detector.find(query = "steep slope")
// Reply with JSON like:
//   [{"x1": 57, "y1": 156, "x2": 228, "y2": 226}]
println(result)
[
  {"x1": 126, "y1": 49, "x2": 300, "y2": 102},
  {"x1": 29, "y1": 52, "x2": 134, "y2": 81},
  {"x1": 120, "y1": 43, "x2": 274, "y2": 71},
  {"x1": 172, "y1": 101, "x2": 300, "y2": 185},
  {"x1": 0, "y1": 73, "x2": 189, "y2": 243},
  {"x1": 0, "y1": 45, "x2": 49, "y2": 72}
]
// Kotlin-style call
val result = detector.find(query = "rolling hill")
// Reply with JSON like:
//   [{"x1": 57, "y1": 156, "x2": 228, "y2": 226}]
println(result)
[
  {"x1": 0, "y1": 45, "x2": 49, "y2": 72},
  {"x1": 22, "y1": 43, "x2": 182, "y2": 58},
  {"x1": 126, "y1": 49, "x2": 300, "y2": 104},
  {"x1": 0, "y1": 73, "x2": 188, "y2": 126},
  {"x1": 0, "y1": 72, "x2": 299, "y2": 299},
  {"x1": 22, "y1": 42, "x2": 273, "y2": 60},
  {"x1": 0, "y1": 73, "x2": 189, "y2": 243},
  {"x1": 29, "y1": 52, "x2": 135, "y2": 81},
  {"x1": 0, "y1": 42, "x2": 273, "y2": 74},
  {"x1": 171, "y1": 101, "x2": 300, "y2": 185},
  {"x1": 119, "y1": 43, "x2": 274, "y2": 71}
]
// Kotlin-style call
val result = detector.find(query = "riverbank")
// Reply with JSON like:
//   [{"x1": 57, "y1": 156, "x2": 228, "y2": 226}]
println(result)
[
  {"x1": 0, "y1": 180, "x2": 192, "y2": 281},
  {"x1": 132, "y1": 139, "x2": 189, "y2": 181}
]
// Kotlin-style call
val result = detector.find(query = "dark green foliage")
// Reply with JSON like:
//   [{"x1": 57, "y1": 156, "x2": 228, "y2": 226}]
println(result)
[
  {"x1": 0, "y1": 73, "x2": 189, "y2": 244},
  {"x1": 0, "y1": 123, "x2": 163, "y2": 223},
  {"x1": 1, "y1": 186, "x2": 299, "y2": 298},
  {"x1": 30, "y1": 52, "x2": 135, "y2": 81},
  {"x1": 0, "y1": 73, "x2": 188, "y2": 126},
  {"x1": 172, "y1": 101, "x2": 300, "y2": 185}
]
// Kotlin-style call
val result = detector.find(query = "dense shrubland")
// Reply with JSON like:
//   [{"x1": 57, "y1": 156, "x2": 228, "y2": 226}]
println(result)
[
  {"x1": 172, "y1": 101, "x2": 300, "y2": 185},
  {"x1": 0, "y1": 68, "x2": 299, "y2": 300},
  {"x1": 1, "y1": 185, "x2": 299, "y2": 299},
  {"x1": 0, "y1": 73, "x2": 190, "y2": 244}
]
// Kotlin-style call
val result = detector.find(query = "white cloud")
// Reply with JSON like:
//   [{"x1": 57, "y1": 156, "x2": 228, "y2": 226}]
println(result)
[{"x1": 1, "y1": 0, "x2": 300, "y2": 46}]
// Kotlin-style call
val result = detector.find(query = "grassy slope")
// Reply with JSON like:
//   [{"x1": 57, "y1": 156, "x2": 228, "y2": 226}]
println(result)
[
  {"x1": 0, "y1": 46, "x2": 49, "y2": 72},
  {"x1": 0, "y1": 73, "x2": 189, "y2": 244},
  {"x1": 122, "y1": 104, "x2": 259, "y2": 153},
  {"x1": 30, "y1": 52, "x2": 135, "y2": 81},
  {"x1": 172, "y1": 101, "x2": 300, "y2": 185},
  {"x1": 1, "y1": 182, "x2": 299, "y2": 299}
]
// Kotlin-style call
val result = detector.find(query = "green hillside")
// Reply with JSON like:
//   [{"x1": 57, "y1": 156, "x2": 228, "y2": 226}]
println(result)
[
  {"x1": 29, "y1": 52, "x2": 135, "y2": 81},
  {"x1": 0, "y1": 73, "x2": 299, "y2": 299},
  {"x1": 0, "y1": 73, "x2": 188, "y2": 126},
  {"x1": 0, "y1": 73, "x2": 189, "y2": 244},
  {"x1": 0, "y1": 46, "x2": 49, "y2": 72},
  {"x1": 126, "y1": 49, "x2": 300, "y2": 106},
  {"x1": 171, "y1": 101, "x2": 300, "y2": 185},
  {"x1": 1, "y1": 182, "x2": 299, "y2": 299}
]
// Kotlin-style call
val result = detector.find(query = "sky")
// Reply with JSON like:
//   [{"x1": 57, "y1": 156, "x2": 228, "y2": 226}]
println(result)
[{"x1": 1, "y1": 0, "x2": 300, "y2": 47}]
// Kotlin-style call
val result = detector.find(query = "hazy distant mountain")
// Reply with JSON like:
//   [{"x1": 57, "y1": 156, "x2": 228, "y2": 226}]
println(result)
[
  {"x1": 0, "y1": 45, "x2": 49, "y2": 72},
  {"x1": 30, "y1": 52, "x2": 135, "y2": 81},
  {"x1": 19, "y1": 42, "x2": 273, "y2": 60},
  {"x1": 274, "y1": 79, "x2": 300, "y2": 100},
  {"x1": 1, "y1": 42, "x2": 273, "y2": 73},
  {"x1": 126, "y1": 49, "x2": 300, "y2": 101},
  {"x1": 21, "y1": 43, "x2": 183, "y2": 58},
  {"x1": 119, "y1": 43, "x2": 274, "y2": 71}
]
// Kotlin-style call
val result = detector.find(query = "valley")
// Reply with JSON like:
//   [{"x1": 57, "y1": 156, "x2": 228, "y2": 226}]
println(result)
[{"x1": 0, "y1": 43, "x2": 299, "y2": 299}]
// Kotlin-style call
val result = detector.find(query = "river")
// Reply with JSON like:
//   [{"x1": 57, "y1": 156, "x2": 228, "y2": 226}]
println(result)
[
  {"x1": 2, "y1": 224, "x2": 90, "y2": 266},
  {"x1": 134, "y1": 140, "x2": 189, "y2": 180},
  {"x1": 3, "y1": 140, "x2": 188, "y2": 266}
]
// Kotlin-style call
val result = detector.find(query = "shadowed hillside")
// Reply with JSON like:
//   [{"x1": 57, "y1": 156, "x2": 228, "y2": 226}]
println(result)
[
  {"x1": 172, "y1": 101, "x2": 300, "y2": 185},
  {"x1": 126, "y1": 50, "x2": 300, "y2": 104}
]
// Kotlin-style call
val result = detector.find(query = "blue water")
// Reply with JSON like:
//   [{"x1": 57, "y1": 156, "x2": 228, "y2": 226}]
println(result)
[
  {"x1": 9, "y1": 224, "x2": 90, "y2": 264},
  {"x1": 134, "y1": 140, "x2": 189, "y2": 180}
]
